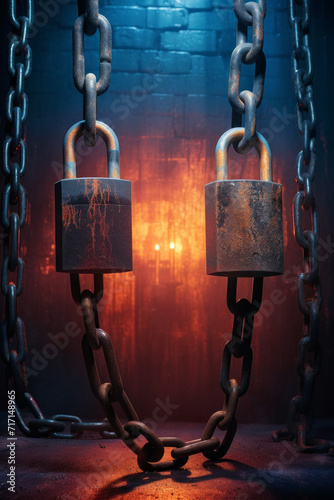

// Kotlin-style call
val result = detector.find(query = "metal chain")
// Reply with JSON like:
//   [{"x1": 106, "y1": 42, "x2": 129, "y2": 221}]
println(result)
[
  {"x1": 272, "y1": 0, "x2": 329, "y2": 454},
  {"x1": 66, "y1": 0, "x2": 265, "y2": 472},
  {"x1": 73, "y1": 0, "x2": 111, "y2": 146},
  {"x1": 1, "y1": 0, "x2": 34, "y2": 434},
  {"x1": 0, "y1": 0, "x2": 117, "y2": 441},
  {"x1": 229, "y1": 0, "x2": 267, "y2": 153},
  {"x1": 71, "y1": 273, "x2": 263, "y2": 471}
]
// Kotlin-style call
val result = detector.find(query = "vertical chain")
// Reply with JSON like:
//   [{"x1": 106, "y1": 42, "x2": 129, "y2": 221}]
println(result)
[
  {"x1": 218, "y1": 0, "x2": 267, "y2": 418},
  {"x1": 0, "y1": 0, "x2": 117, "y2": 440},
  {"x1": 73, "y1": 0, "x2": 111, "y2": 146},
  {"x1": 229, "y1": 0, "x2": 267, "y2": 153},
  {"x1": 1, "y1": 0, "x2": 37, "y2": 434},
  {"x1": 272, "y1": 0, "x2": 329, "y2": 453}
]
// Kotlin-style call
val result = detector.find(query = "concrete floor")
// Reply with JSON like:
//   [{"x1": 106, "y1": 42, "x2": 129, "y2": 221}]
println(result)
[{"x1": 1, "y1": 421, "x2": 333, "y2": 500}]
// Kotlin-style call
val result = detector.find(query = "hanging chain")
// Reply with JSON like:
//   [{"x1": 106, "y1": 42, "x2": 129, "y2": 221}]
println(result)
[
  {"x1": 0, "y1": 0, "x2": 117, "y2": 441},
  {"x1": 226, "y1": 0, "x2": 267, "y2": 392},
  {"x1": 229, "y1": 0, "x2": 266, "y2": 153},
  {"x1": 272, "y1": 0, "x2": 329, "y2": 453},
  {"x1": 1, "y1": 0, "x2": 37, "y2": 435},
  {"x1": 73, "y1": 0, "x2": 111, "y2": 146}
]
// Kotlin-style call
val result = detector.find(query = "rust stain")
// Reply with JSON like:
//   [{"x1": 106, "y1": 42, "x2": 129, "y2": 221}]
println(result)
[
  {"x1": 211, "y1": 180, "x2": 283, "y2": 276},
  {"x1": 113, "y1": 182, "x2": 121, "y2": 214},
  {"x1": 62, "y1": 198, "x2": 81, "y2": 231},
  {"x1": 85, "y1": 179, "x2": 113, "y2": 262}
]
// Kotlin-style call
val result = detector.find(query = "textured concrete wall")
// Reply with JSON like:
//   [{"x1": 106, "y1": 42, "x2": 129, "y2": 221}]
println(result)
[{"x1": 0, "y1": 0, "x2": 333, "y2": 427}]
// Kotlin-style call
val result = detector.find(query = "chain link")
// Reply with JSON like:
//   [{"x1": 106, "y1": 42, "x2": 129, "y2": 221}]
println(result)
[
  {"x1": 78, "y1": 0, "x2": 99, "y2": 36},
  {"x1": 229, "y1": 0, "x2": 267, "y2": 153},
  {"x1": 71, "y1": 276, "x2": 262, "y2": 471},
  {"x1": 73, "y1": 0, "x2": 111, "y2": 147},
  {"x1": 272, "y1": 0, "x2": 329, "y2": 454},
  {"x1": 73, "y1": 275, "x2": 262, "y2": 471}
]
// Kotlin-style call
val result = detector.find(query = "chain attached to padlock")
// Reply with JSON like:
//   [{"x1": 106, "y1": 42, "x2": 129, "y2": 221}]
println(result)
[
  {"x1": 74, "y1": 0, "x2": 111, "y2": 146},
  {"x1": 204, "y1": 0, "x2": 284, "y2": 459},
  {"x1": 229, "y1": 0, "x2": 267, "y2": 154},
  {"x1": 57, "y1": 0, "x2": 276, "y2": 470}
]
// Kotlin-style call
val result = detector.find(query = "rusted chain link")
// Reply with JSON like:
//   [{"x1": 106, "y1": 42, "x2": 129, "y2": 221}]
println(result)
[
  {"x1": 73, "y1": 0, "x2": 112, "y2": 146},
  {"x1": 78, "y1": 0, "x2": 99, "y2": 36},
  {"x1": 272, "y1": 0, "x2": 329, "y2": 454},
  {"x1": 72, "y1": 273, "x2": 263, "y2": 471},
  {"x1": 229, "y1": 0, "x2": 267, "y2": 153}
]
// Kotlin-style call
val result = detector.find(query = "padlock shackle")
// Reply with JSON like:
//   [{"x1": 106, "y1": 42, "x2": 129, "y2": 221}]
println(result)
[
  {"x1": 215, "y1": 128, "x2": 272, "y2": 182},
  {"x1": 63, "y1": 120, "x2": 120, "y2": 180}
]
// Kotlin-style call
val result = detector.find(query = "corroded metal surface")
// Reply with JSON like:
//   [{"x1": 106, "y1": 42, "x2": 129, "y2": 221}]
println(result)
[
  {"x1": 63, "y1": 121, "x2": 120, "y2": 180},
  {"x1": 55, "y1": 178, "x2": 132, "y2": 273},
  {"x1": 206, "y1": 128, "x2": 283, "y2": 277},
  {"x1": 215, "y1": 128, "x2": 272, "y2": 182},
  {"x1": 205, "y1": 179, "x2": 283, "y2": 277}
]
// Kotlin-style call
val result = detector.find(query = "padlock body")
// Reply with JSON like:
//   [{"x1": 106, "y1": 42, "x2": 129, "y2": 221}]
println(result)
[
  {"x1": 55, "y1": 178, "x2": 132, "y2": 273},
  {"x1": 205, "y1": 180, "x2": 283, "y2": 277}
]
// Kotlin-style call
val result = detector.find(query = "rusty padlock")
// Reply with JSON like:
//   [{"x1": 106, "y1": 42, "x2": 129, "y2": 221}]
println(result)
[
  {"x1": 205, "y1": 128, "x2": 283, "y2": 277},
  {"x1": 55, "y1": 121, "x2": 132, "y2": 273}
]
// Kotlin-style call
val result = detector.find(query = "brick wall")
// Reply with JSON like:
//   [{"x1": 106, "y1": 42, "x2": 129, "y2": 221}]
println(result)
[{"x1": 25, "y1": 0, "x2": 295, "y2": 142}]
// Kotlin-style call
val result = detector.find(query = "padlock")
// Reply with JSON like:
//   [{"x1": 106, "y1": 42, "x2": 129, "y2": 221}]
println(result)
[
  {"x1": 55, "y1": 121, "x2": 132, "y2": 273},
  {"x1": 205, "y1": 128, "x2": 283, "y2": 277}
]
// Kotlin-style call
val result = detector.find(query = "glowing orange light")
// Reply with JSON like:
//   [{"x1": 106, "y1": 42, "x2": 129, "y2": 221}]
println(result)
[
  {"x1": 155, "y1": 244, "x2": 160, "y2": 251},
  {"x1": 170, "y1": 242, "x2": 175, "y2": 250}
]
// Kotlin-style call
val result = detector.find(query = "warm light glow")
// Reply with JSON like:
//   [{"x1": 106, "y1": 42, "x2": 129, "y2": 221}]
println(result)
[
  {"x1": 170, "y1": 242, "x2": 175, "y2": 250},
  {"x1": 155, "y1": 244, "x2": 160, "y2": 251}
]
